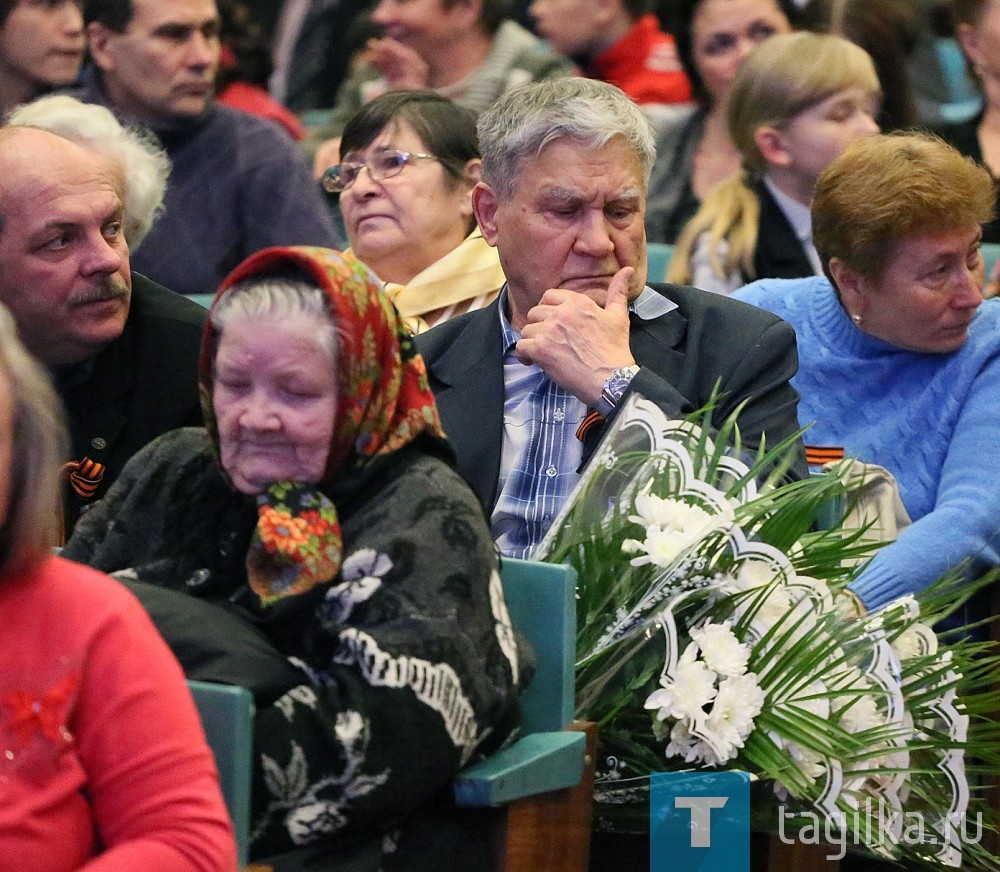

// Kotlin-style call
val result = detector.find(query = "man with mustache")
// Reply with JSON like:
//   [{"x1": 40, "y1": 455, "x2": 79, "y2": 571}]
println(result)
[
  {"x1": 0, "y1": 125, "x2": 206, "y2": 533},
  {"x1": 75, "y1": 0, "x2": 337, "y2": 297}
]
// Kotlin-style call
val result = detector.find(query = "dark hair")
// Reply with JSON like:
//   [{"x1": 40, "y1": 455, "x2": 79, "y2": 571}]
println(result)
[
  {"x1": 216, "y1": 0, "x2": 271, "y2": 90},
  {"x1": 821, "y1": 0, "x2": 920, "y2": 131},
  {"x1": 442, "y1": 0, "x2": 510, "y2": 35},
  {"x1": 339, "y1": 90, "x2": 480, "y2": 180},
  {"x1": 664, "y1": 0, "x2": 800, "y2": 105},
  {"x1": 83, "y1": 0, "x2": 132, "y2": 30},
  {"x1": 0, "y1": 0, "x2": 15, "y2": 27},
  {"x1": 952, "y1": 0, "x2": 988, "y2": 26},
  {"x1": 623, "y1": 0, "x2": 650, "y2": 18}
]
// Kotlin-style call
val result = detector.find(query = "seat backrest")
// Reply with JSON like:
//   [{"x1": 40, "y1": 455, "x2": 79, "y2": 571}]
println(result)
[
  {"x1": 500, "y1": 558, "x2": 577, "y2": 735},
  {"x1": 187, "y1": 679, "x2": 255, "y2": 865},
  {"x1": 982, "y1": 243, "x2": 1000, "y2": 285},
  {"x1": 646, "y1": 243, "x2": 675, "y2": 284}
]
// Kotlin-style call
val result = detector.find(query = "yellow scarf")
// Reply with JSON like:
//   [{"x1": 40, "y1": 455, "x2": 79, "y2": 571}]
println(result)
[{"x1": 357, "y1": 230, "x2": 505, "y2": 334}]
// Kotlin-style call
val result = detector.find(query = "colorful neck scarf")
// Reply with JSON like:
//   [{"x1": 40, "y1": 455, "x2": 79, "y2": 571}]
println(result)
[{"x1": 200, "y1": 246, "x2": 445, "y2": 606}]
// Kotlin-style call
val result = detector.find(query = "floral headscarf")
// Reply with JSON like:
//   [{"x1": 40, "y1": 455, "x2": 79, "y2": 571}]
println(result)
[{"x1": 199, "y1": 246, "x2": 445, "y2": 605}]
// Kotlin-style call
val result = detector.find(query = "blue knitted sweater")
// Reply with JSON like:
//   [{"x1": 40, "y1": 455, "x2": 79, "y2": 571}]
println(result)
[{"x1": 734, "y1": 276, "x2": 1000, "y2": 610}]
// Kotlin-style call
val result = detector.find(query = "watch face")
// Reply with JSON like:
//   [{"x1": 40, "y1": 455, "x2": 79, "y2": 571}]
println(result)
[{"x1": 604, "y1": 366, "x2": 639, "y2": 403}]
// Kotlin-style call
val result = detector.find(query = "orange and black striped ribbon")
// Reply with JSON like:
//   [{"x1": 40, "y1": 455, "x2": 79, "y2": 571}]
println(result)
[
  {"x1": 804, "y1": 445, "x2": 845, "y2": 466},
  {"x1": 576, "y1": 410, "x2": 605, "y2": 443},
  {"x1": 63, "y1": 457, "x2": 105, "y2": 500}
]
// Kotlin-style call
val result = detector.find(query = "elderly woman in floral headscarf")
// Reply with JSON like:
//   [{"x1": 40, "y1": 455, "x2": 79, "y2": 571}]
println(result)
[{"x1": 64, "y1": 247, "x2": 521, "y2": 872}]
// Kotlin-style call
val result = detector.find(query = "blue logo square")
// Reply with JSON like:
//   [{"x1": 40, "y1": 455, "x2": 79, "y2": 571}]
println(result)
[{"x1": 650, "y1": 771, "x2": 750, "y2": 872}]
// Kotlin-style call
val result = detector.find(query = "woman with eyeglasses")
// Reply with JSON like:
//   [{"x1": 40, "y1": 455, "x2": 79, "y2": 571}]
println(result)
[{"x1": 325, "y1": 90, "x2": 505, "y2": 334}]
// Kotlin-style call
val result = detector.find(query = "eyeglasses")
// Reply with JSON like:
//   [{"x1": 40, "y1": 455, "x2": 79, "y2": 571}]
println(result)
[{"x1": 322, "y1": 148, "x2": 441, "y2": 193}]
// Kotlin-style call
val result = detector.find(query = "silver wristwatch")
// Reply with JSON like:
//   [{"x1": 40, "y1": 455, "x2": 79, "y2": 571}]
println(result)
[{"x1": 596, "y1": 365, "x2": 640, "y2": 417}]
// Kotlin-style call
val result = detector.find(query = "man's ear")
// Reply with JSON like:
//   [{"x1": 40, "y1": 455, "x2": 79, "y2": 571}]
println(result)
[
  {"x1": 472, "y1": 181, "x2": 500, "y2": 247},
  {"x1": 459, "y1": 159, "x2": 482, "y2": 221},
  {"x1": 754, "y1": 125, "x2": 791, "y2": 169},
  {"x1": 828, "y1": 256, "x2": 866, "y2": 318},
  {"x1": 86, "y1": 22, "x2": 118, "y2": 72}
]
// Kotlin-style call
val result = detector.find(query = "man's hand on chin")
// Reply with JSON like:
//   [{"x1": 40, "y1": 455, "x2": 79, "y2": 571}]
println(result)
[{"x1": 515, "y1": 266, "x2": 636, "y2": 406}]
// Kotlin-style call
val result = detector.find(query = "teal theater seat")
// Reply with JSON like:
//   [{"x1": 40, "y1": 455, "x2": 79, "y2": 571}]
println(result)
[
  {"x1": 646, "y1": 243, "x2": 674, "y2": 283},
  {"x1": 187, "y1": 679, "x2": 255, "y2": 866},
  {"x1": 454, "y1": 558, "x2": 595, "y2": 872}
]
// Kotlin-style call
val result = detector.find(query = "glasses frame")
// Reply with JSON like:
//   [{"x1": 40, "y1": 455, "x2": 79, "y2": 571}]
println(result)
[{"x1": 322, "y1": 148, "x2": 442, "y2": 193}]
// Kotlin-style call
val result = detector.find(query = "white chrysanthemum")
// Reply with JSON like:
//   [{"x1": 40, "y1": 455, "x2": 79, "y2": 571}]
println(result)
[
  {"x1": 782, "y1": 681, "x2": 829, "y2": 719},
  {"x1": 626, "y1": 492, "x2": 730, "y2": 568},
  {"x1": 689, "y1": 621, "x2": 750, "y2": 677},
  {"x1": 645, "y1": 643, "x2": 717, "y2": 722},
  {"x1": 702, "y1": 672, "x2": 765, "y2": 762},
  {"x1": 788, "y1": 741, "x2": 826, "y2": 780},
  {"x1": 664, "y1": 720, "x2": 705, "y2": 763},
  {"x1": 730, "y1": 559, "x2": 777, "y2": 591},
  {"x1": 892, "y1": 622, "x2": 936, "y2": 661},
  {"x1": 629, "y1": 492, "x2": 706, "y2": 529},
  {"x1": 840, "y1": 695, "x2": 881, "y2": 734}
]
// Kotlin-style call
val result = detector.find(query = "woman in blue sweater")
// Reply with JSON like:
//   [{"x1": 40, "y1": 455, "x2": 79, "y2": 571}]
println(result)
[{"x1": 735, "y1": 132, "x2": 1000, "y2": 612}]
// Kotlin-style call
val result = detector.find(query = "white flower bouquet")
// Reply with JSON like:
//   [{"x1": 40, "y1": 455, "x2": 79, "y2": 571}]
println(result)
[{"x1": 533, "y1": 395, "x2": 1000, "y2": 868}]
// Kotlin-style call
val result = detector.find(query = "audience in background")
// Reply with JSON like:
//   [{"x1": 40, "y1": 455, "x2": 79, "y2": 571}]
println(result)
[
  {"x1": 416, "y1": 78, "x2": 806, "y2": 559},
  {"x1": 668, "y1": 32, "x2": 879, "y2": 294},
  {"x1": 940, "y1": 0, "x2": 1000, "y2": 243},
  {"x1": 801, "y1": 0, "x2": 921, "y2": 131},
  {"x1": 0, "y1": 122, "x2": 205, "y2": 534},
  {"x1": 528, "y1": 0, "x2": 692, "y2": 110},
  {"x1": 65, "y1": 246, "x2": 521, "y2": 871},
  {"x1": 309, "y1": 0, "x2": 573, "y2": 177},
  {"x1": 734, "y1": 133, "x2": 1000, "y2": 612},
  {"x1": 0, "y1": 300, "x2": 237, "y2": 872},
  {"x1": 248, "y1": 0, "x2": 376, "y2": 113},
  {"x1": 645, "y1": 0, "x2": 796, "y2": 243},
  {"x1": 329, "y1": 91, "x2": 504, "y2": 333},
  {"x1": 216, "y1": 0, "x2": 303, "y2": 140},
  {"x1": 79, "y1": 0, "x2": 336, "y2": 297},
  {"x1": 0, "y1": 0, "x2": 84, "y2": 116}
]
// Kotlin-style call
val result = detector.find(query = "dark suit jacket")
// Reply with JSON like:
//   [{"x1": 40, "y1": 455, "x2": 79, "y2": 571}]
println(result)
[
  {"x1": 58, "y1": 273, "x2": 207, "y2": 532},
  {"x1": 751, "y1": 181, "x2": 816, "y2": 284},
  {"x1": 415, "y1": 282, "x2": 807, "y2": 512}
]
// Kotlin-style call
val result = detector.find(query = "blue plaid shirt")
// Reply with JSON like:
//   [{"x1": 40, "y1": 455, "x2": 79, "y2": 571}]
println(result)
[{"x1": 490, "y1": 285, "x2": 675, "y2": 558}]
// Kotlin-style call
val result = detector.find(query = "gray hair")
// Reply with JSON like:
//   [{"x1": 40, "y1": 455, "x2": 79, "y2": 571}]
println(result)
[
  {"x1": 0, "y1": 303, "x2": 67, "y2": 576},
  {"x1": 477, "y1": 78, "x2": 656, "y2": 197},
  {"x1": 7, "y1": 95, "x2": 170, "y2": 248},
  {"x1": 211, "y1": 276, "x2": 339, "y2": 359}
]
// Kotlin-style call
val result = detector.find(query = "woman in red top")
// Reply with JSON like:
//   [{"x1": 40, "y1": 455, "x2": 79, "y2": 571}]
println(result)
[{"x1": 0, "y1": 301, "x2": 237, "y2": 872}]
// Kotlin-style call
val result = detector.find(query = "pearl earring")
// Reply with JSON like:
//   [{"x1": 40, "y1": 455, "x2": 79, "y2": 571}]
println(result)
[{"x1": 851, "y1": 313, "x2": 862, "y2": 325}]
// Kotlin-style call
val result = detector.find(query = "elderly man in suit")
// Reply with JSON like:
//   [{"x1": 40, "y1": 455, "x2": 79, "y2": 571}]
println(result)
[{"x1": 416, "y1": 77, "x2": 806, "y2": 558}]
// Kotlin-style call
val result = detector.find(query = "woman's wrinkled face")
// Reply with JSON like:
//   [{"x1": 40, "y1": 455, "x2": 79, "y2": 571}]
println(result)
[
  {"x1": 338, "y1": 120, "x2": 474, "y2": 283},
  {"x1": 213, "y1": 314, "x2": 337, "y2": 495},
  {"x1": 691, "y1": 0, "x2": 791, "y2": 105},
  {"x1": 839, "y1": 226, "x2": 985, "y2": 354}
]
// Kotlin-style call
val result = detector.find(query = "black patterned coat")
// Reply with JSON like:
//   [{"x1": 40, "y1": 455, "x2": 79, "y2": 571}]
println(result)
[{"x1": 64, "y1": 428, "x2": 521, "y2": 870}]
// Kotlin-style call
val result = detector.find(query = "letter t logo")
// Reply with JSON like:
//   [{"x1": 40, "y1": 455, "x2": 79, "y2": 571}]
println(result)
[{"x1": 674, "y1": 796, "x2": 728, "y2": 847}]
